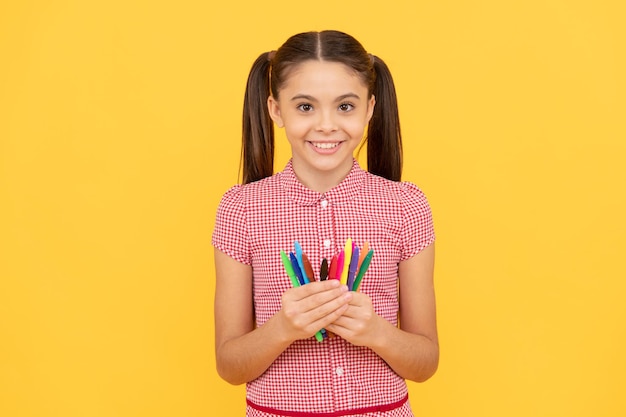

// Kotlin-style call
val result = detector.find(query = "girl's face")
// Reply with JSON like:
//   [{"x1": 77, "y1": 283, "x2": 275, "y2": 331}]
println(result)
[{"x1": 268, "y1": 60, "x2": 375, "y2": 191}]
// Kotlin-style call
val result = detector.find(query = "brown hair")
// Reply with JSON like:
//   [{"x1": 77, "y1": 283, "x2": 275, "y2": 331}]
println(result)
[{"x1": 241, "y1": 30, "x2": 402, "y2": 184}]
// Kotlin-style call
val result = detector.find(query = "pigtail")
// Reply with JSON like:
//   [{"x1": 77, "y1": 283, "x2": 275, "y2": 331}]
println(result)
[
  {"x1": 367, "y1": 55, "x2": 403, "y2": 182},
  {"x1": 241, "y1": 52, "x2": 274, "y2": 184}
]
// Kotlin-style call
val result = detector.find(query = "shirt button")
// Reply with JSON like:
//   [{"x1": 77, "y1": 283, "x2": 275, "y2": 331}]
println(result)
[
  {"x1": 323, "y1": 239, "x2": 331, "y2": 249},
  {"x1": 335, "y1": 367, "x2": 344, "y2": 376},
  {"x1": 320, "y1": 199, "x2": 328, "y2": 208}
]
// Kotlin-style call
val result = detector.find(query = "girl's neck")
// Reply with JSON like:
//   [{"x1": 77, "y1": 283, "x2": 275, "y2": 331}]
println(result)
[{"x1": 291, "y1": 158, "x2": 353, "y2": 193}]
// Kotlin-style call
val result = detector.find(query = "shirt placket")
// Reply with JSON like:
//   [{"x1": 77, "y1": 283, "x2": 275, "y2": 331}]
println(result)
[
  {"x1": 317, "y1": 195, "x2": 353, "y2": 410},
  {"x1": 328, "y1": 337, "x2": 353, "y2": 410},
  {"x1": 318, "y1": 194, "x2": 335, "y2": 261}
]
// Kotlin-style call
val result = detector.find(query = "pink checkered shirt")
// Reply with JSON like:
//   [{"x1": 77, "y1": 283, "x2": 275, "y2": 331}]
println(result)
[{"x1": 213, "y1": 159, "x2": 435, "y2": 417}]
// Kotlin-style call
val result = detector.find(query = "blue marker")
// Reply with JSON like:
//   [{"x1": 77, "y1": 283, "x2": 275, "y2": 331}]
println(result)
[
  {"x1": 289, "y1": 252, "x2": 306, "y2": 285},
  {"x1": 294, "y1": 241, "x2": 310, "y2": 283},
  {"x1": 289, "y1": 251, "x2": 323, "y2": 341},
  {"x1": 280, "y1": 250, "x2": 301, "y2": 288}
]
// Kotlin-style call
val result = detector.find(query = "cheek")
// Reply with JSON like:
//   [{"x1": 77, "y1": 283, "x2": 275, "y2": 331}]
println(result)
[
  {"x1": 344, "y1": 119, "x2": 369, "y2": 138},
  {"x1": 283, "y1": 119, "x2": 310, "y2": 138}
]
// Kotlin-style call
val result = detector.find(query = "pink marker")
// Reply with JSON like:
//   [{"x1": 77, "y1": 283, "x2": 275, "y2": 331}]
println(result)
[{"x1": 335, "y1": 250, "x2": 344, "y2": 280}]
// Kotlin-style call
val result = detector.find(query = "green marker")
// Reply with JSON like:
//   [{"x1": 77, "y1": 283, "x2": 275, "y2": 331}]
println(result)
[
  {"x1": 351, "y1": 249, "x2": 373, "y2": 291},
  {"x1": 280, "y1": 250, "x2": 301, "y2": 288},
  {"x1": 314, "y1": 330, "x2": 324, "y2": 342},
  {"x1": 281, "y1": 250, "x2": 325, "y2": 342}
]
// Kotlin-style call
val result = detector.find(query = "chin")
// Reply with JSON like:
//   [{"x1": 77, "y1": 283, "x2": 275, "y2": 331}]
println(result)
[{"x1": 312, "y1": 158, "x2": 353, "y2": 173}]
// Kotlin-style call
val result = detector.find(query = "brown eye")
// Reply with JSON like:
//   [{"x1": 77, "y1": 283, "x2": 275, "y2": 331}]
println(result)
[
  {"x1": 338, "y1": 103, "x2": 354, "y2": 112},
  {"x1": 297, "y1": 103, "x2": 313, "y2": 112}
]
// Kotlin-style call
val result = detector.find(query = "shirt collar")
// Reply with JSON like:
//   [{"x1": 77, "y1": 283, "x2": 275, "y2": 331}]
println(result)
[{"x1": 278, "y1": 159, "x2": 367, "y2": 207}]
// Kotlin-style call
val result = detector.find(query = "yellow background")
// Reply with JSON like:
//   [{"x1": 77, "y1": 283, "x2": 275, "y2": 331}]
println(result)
[{"x1": 1, "y1": 1, "x2": 625, "y2": 416}]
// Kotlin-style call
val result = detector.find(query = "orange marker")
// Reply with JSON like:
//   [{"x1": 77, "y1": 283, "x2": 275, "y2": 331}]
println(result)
[{"x1": 357, "y1": 241, "x2": 369, "y2": 272}]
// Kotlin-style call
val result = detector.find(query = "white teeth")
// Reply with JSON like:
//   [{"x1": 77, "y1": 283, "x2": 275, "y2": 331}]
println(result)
[{"x1": 312, "y1": 142, "x2": 339, "y2": 149}]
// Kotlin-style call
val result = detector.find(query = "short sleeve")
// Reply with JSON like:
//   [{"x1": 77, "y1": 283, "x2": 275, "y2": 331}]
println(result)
[
  {"x1": 399, "y1": 182, "x2": 435, "y2": 261},
  {"x1": 212, "y1": 185, "x2": 252, "y2": 265}
]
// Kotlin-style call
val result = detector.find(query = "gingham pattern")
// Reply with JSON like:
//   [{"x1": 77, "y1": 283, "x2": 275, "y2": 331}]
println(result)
[{"x1": 213, "y1": 159, "x2": 435, "y2": 417}]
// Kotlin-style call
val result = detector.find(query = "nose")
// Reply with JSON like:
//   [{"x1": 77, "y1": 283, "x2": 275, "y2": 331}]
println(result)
[{"x1": 315, "y1": 110, "x2": 338, "y2": 134}]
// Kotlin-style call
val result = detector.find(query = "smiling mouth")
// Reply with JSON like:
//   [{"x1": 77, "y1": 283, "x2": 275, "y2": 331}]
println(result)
[{"x1": 311, "y1": 142, "x2": 340, "y2": 149}]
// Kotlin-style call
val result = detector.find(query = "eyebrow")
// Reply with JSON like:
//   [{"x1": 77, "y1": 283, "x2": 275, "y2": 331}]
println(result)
[{"x1": 290, "y1": 93, "x2": 361, "y2": 102}]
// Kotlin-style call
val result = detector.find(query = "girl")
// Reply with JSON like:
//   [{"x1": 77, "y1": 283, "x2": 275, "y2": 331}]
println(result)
[{"x1": 213, "y1": 30, "x2": 438, "y2": 416}]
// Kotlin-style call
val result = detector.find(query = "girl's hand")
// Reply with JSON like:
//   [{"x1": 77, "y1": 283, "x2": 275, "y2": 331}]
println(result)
[
  {"x1": 276, "y1": 280, "x2": 352, "y2": 342},
  {"x1": 325, "y1": 291, "x2": 384, "y2": 347}
]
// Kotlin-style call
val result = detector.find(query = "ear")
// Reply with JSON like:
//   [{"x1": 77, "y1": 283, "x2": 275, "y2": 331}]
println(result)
[
  {"x1": 267, "y1": 96, "x2": 284, "y2": 128},
  {"x1": 366, "y1": 94, "x2": 376, "y2": 123}
]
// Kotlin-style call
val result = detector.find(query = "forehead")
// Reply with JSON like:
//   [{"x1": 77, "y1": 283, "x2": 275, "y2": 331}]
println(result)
[{"x1": 279, "y1": 60, "x2": 368, "y2": 95}]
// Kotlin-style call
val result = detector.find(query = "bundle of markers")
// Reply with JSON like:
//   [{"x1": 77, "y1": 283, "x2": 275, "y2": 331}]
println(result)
[{"x1": 279, "y1": 238, "x2": 374, "y2": 342}]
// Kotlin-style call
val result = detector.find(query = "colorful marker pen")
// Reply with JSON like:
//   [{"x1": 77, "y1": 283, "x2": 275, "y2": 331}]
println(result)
[
  {"x1": 328, "y1": 254, "x2": 338, "y2": 280},
  {"x1": 302, "y1": 253, "x2": 315, "y2": 282},
  {"x1": 294, "y1": 241, "x2": 310, "y2": 283},
  {"x1": 352, "y1": 249, "x2": 373, "y2": 292},
  {"x1": 340, "y1": 238, "x2": 352, "y2": 285},
  {"x1": 280, "y1": 250, "x2": 300, "y2": 288},
  {"x1": 347, "y1": 246, "x2": 359, "y2": 290},
  {"x1": 289, "y1": 252, "x2": 306, "y2": 285},
  {"x1": 320, "y1": 258, "x2": 328, "y2": 281},
  {"x1": 335, "y1": 251, "x2": 344, "y2": 281},
  {"x1": 357, "y1": 241, "x2": 369, "y2": 272}
]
